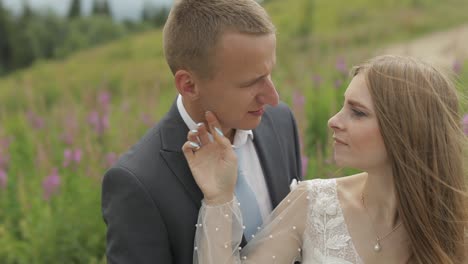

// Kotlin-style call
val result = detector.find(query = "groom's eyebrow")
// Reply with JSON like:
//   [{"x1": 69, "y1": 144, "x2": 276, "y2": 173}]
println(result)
[{"x1": 240, "y1": 74, "x2": 267, "y2": 87}]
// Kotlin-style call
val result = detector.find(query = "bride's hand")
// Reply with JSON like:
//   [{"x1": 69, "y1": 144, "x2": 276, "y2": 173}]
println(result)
[{"x1": 182, "y1": 111, "x2": 237, "y2": 205}]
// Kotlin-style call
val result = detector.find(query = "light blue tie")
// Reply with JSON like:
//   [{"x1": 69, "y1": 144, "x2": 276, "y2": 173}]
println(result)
[{"x1": 234, "y1": 148, "x2": 263, "y2": 241}]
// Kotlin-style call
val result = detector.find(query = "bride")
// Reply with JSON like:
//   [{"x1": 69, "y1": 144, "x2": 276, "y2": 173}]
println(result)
[{"x1": 182, "y1": 55, "x2": 467, "y2": 263}]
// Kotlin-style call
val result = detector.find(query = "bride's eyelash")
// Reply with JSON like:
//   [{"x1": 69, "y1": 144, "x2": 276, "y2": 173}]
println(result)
[{"x1": 351, "y1": 109, "x2": 366, "y2": 117}]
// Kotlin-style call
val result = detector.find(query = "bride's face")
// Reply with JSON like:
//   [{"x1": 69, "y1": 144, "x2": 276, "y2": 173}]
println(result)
[{"x1": 328, "y1": 73, "x2": 389, "y2": 171}]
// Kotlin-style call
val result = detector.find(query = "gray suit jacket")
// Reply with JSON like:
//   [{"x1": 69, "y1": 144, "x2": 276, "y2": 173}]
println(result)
[{"x1": 102, "y1": 100, "x2": 302, "y2": 263}]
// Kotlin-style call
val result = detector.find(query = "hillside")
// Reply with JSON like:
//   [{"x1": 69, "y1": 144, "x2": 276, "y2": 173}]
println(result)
[
  {"x1": 0, "y1": 0, "x2": 467, "y2": 179},
  {"x1": 2, "y1": 0, "x2": 468, "y2": 109},
  {"x1": 0, "y1": 0, "x2": 467, "y2": 262}
]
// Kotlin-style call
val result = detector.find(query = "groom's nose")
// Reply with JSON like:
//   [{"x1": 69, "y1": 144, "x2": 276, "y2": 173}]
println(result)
[{"x1": 257, "y1": 75, "x2": 279, "y2": 106}]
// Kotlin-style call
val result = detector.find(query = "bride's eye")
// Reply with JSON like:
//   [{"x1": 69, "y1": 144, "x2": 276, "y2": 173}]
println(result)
[{"x1": 351, "y1": 108, "x2": 366, "y2": 117}]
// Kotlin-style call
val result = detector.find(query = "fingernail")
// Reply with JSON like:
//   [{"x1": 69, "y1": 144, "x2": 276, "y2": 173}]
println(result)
[
  {"x1": 191, "y1": 129, "x2": 198, "y2": 133},
  {"x1": 197, "y1": 122, "x2": 204, "y2": 127},
  {"x1": 214, "y1": 127, "x2": 224, "y2": 137},
  {"x1": 189, "y1": 141, "x2": 200, "y2": 148}
]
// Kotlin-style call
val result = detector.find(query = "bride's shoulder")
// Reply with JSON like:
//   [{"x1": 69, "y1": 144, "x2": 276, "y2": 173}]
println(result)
[
  {"x1": 294, "y1": 178, "x2": 337, "y2": 195},
  {"x1": 335, "y1": 173, "x2": 367, "y2": 204},
  {"x1": 335, "y1": 173, "x2": 367, "y2": 191},
  {"x1": 298, "y1": 173, "x2": 367, "y2": 195}
]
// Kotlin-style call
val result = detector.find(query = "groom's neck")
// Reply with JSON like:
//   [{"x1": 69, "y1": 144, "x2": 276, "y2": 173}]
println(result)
[{"x1": 183, "y1": 97, "x2": 236, "y2": 143}]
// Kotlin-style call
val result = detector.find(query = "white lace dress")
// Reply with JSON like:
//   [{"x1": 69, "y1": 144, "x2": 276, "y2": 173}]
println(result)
[{"x1": 194, "y1": 178, "x2": 364, "y2": 263}]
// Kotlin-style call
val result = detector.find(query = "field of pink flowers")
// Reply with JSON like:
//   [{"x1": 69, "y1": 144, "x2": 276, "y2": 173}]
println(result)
[
  {"x1": 0, "y1": 0, "x2": 467, "y2": 262},
  {"x1": 0, "y1": 52, "x2": 465, "y2": 262}
]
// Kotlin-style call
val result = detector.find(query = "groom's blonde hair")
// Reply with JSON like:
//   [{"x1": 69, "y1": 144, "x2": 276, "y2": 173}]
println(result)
[{"x1": 163, "y1": 0, "x2": 276, "y2": 79}]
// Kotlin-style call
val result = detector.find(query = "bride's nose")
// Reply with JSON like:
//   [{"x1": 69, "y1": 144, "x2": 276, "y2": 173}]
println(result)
[{"x1": 328, "y1": 111, "x2": 344, "y2": 131}]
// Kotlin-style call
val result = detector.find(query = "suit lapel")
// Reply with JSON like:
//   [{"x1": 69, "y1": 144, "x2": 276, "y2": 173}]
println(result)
[
  {"x1": 253, "y1": 111, "x2": 290, "y2": 208},
  {"x1": 160, "y1": 150, "x2": 203, "y2": 208},
  {"x1": 159, "y1": 102, "x2": 203, "y2": 208},
  {"x1": 157, "y1": 102, "x2": 291, "y2": 209},
  {"x1": 158, "y1": 102, "x2": 291, "y2": 247}
]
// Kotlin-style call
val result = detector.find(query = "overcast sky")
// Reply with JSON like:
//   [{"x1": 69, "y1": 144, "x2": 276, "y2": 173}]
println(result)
[{"x1": 2, "y1": 0, "x2": 173, "y2": 21}]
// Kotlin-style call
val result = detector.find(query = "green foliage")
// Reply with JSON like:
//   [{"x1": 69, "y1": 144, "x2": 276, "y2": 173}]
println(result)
[
  {"x1": 68, "y1": 0, "x2": 81, "y2": 19},
  {"x1": 142, "y1": 4, "x2": 170, "y2": 28},
  {"x1": 0, "y1": 0, "x2": 467, "y2": 262},
  {"x1": 20, "y1": 1, "x2": 34, "y2": 21},
  {"x1": 54, "y1": 16, "x2": 127, "y2": 59},
  {"x1": 296, "y1": 0, "x2": 314, "y2": 37},
  {"x1": 92, "y1": 0, "x2": 112, "y2": 17},
  {"x1": 3, "y1": 12, "x2": 128, "y2": 73},
  {"x1": 0, "y1": 1, "x2": 156, "y2": 76},
  {"x1": 19, "y1": 12, "x2": 67, "y2": 60},
  {"x1": 0, "y1": 0, "x2": 13, "y2": 74}
]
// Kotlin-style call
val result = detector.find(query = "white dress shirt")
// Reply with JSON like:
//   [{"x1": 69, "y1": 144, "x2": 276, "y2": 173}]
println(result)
[{"x1": 177, "y1": 95, "x2": 273, "y2": 221}]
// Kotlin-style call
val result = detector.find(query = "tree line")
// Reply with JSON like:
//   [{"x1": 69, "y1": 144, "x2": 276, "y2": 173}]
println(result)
[{"x1": 0, "y1": 0, "x2": 169, "y2": 76}]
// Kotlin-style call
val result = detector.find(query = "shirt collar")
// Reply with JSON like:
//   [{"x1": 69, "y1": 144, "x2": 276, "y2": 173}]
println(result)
[
  {"x1": 177, "y1": 94, "x2": 198, "y2": 131},
  {"x1": 232, "y1": 129, "x2": 254, "y2": 148},
  {"x1": 176, "y1": 94, "x2": 254, "y2": 147}
]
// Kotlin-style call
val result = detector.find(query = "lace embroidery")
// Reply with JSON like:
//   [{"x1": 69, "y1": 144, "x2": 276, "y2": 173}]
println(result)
[
  {"x1": 302, "y1": 179, "x2": 363, "y2": 263},
  {"x1": 194, "y1": 178, "x2": 365, "y2": 263}
]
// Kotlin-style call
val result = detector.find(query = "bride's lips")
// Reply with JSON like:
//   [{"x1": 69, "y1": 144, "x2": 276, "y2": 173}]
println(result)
[
  {"x1": 248, "y1": 108, "x2": 265, "y2": 116},
  {"x1": 333, "y1": 137, "x2": 348, "y2": 145}
]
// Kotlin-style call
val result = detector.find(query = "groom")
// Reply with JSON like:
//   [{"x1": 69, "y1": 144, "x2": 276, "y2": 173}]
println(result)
[{"x1": 101, "y1": 0, "x2": 302, "y2": 263}]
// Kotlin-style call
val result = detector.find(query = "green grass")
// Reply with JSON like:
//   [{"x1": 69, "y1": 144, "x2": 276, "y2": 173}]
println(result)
[{"x1": 0, "y1": 0, "x2": 467, "y2": 262}]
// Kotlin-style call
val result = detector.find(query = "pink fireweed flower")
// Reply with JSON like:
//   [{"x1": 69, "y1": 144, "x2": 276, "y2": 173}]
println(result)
[
  {"x1": 141, "y1": 113, "x2": 153, "y2": 127},
  {"x1": 0, "y1": 138, "x2": 10, "y2": 150},
  {"x1": 73, "y1": 149, "x2": 82, "y2": 163},
  {"x1": 334, "y1": 79, "x2": 343, "y2": 89},
  {"x1": 98, "y1": 91, "x2": 111, "y2": 116},
  {"x1": 0, "y1": 152, "x2": 9, "y2": 170},
  {"x1": 335, "y1": 58, "x2": 348, "y2": 75},
  {"x1": 60, "y1": 132, "x2": 74, "y2": 146},
  {"x1": 42, "y1": 168, "x2": 61, "y2": 200},
  {"x1": 105, "y1": 152, "x2": 118, "y2": 168},
  {"x1": 88, "y1": 111, "x2": 109, "y2": 136},
  {"x1": 63, "y1": 149, "x2": 82, "y2": 167},
  {"x1": 63, "y1": 149, "x2": 73, "y2": 167},
  {"x1": 312, "y1": 74, "x2": 323, "y2": 87},
  {"x1": 0, "y1": 169, "x2": 7, "y2": 189},
  {"x1": 301, "y1": 156, "x2": 308, "y2": 178},
  {"x1": 88, "y1": 111, "x2": 99, "y2": 126},
  {"x1": 463, "y1": 114, "x2": 468, "y2": 135},
  {"x1": 60, "y1": 114, "x2": 77, "y2": 145},
  {"x1": 293, "y1": 91, "x2": 305, "y2": 109},
  {"x1": 26, "y1": 111, "x2": 45, "y2": 130},
  {"x1": 102, "y1": 113, "x2": 110, "y2": 129},
  {"x1": 98, "y1": 91, "x2": 111, "y2": 107},
  {"x1": 453, "y1": 59, "x2": 462, "y2": 75}
]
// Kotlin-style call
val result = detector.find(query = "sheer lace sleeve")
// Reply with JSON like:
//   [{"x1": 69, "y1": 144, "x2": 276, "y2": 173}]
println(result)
[{"x1": 194, "y1": 181, "x2": 310, "y2": 264}]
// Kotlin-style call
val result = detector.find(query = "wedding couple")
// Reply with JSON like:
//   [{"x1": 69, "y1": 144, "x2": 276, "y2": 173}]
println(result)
[{"x1": 101, "y1": 0, "x2": 467, "y2": 263}]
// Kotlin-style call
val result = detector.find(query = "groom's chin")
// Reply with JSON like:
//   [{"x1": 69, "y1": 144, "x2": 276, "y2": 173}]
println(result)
[{"x1": 237, "y1": 116, "x2": 263, "y2": 130}]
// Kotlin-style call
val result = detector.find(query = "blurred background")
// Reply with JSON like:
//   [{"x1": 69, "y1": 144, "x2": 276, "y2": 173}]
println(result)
[{"x1": 0, "y1": 0, "x2": 467, "y2": 262}]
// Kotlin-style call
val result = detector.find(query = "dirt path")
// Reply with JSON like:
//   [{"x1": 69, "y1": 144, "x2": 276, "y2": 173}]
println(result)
[{"x1": 379, "y1": 23, "x2": 468, "y2": 69}]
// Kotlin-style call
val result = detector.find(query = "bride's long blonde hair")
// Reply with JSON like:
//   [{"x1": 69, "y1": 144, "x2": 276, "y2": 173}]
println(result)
[{"x1": 353, "y1": 55, "x2": 467, "y2": 263}]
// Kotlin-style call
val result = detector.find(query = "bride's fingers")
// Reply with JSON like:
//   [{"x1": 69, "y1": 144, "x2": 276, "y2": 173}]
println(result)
[
  {"x1": 205, "y1": 111, "x2": 231, "y2": 148},
  {"x1": 181, "y1": 140, "x2": 200, "y2": 159},
  {"x1": 196, "y1": 122, "x2": 211, "y2": 145},
  {"x1": 187, "y1": 130, "x2": 199, "y2": 144}
]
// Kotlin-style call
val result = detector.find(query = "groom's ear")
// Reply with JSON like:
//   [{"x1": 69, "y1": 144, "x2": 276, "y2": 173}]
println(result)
[{"x1": 175, "y1": 70, "x2": 200, "y2": 100}]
